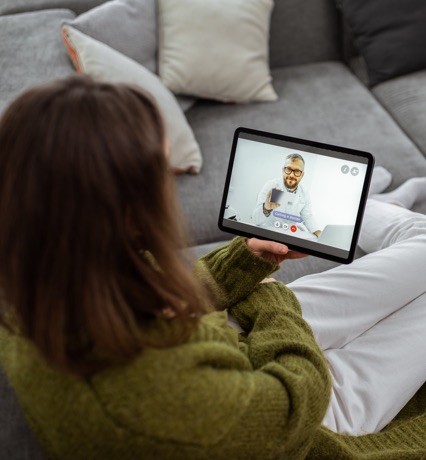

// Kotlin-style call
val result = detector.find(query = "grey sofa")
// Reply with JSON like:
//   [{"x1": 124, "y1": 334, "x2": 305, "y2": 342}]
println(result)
[{"x1": 1, "y1": 1, "x2": 426, "y2": 458}]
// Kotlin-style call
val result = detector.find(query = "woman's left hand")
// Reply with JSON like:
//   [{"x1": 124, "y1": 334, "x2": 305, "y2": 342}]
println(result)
[{"x1": 246, "y1": 238, "x2": 309, "y2": 264}]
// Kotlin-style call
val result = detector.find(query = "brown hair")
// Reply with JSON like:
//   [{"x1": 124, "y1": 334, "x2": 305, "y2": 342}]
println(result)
[{"x1": 0, "y1": 75, "x2": 212, "y2": 377}]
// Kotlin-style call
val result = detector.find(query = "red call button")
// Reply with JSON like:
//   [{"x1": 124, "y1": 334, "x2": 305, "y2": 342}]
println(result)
[{"x1": 290, "y1": 225, "x2": 297, "y2": 233}]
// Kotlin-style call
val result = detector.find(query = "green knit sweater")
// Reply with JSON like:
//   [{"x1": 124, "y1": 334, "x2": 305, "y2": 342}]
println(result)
[{"x1": 0, "y1": 238, "x2": 425, "y2": 459}]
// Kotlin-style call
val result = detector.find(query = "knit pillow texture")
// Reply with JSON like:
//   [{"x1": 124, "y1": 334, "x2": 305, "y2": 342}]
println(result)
[{"x1": 62, "y1": 25, "x2": 203, "y2": 174}]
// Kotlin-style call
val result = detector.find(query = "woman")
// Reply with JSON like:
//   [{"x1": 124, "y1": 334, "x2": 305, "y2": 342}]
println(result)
[{"x1": 0, "y1": 75, "x2": 425, "y2": 459}]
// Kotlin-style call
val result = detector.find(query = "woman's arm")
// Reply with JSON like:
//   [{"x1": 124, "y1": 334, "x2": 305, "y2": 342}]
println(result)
[
  {"x1": 195, "y1": 236, "x2": 307, "y2": 309},
  {"x1": 194, "y1": 237, "x2": 280, "y2": 309}
]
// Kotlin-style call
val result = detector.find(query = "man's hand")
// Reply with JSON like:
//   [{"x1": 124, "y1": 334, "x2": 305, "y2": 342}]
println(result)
[{"x1": 246, "y1": 238, "x2": 309, "y2": 264}]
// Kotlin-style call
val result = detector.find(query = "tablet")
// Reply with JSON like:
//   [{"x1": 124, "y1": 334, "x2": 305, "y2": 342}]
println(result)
[{"x1": 218, "y1": 127, "x2": 375, "y2": 264}]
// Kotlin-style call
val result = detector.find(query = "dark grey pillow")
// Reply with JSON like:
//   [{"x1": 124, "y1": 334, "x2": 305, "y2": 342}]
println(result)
[{"x1": 338, "y1": 0, "x2": 426, "y2": 86}]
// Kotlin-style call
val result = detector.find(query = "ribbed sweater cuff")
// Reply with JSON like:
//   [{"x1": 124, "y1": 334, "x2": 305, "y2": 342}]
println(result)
[
  {"x1": 195, "y1": 237, "x2": 279, "y2": 309},
  {"x1": 344, "y1": 420, "x2": 426, "y2": 454}
]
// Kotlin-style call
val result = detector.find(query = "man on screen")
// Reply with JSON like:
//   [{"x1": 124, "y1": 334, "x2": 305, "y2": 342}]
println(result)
[{"x1": 252, "y1": 153, "x2": 322, "y2": 237}]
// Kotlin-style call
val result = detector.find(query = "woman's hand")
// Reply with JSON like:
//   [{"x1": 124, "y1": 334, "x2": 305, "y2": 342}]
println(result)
[{"x1": 246, "y1": 238, "x2": 308, "y2": 264}]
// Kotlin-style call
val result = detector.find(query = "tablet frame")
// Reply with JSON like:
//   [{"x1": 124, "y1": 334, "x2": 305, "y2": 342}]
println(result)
[{"x1": 218, "y1": 127, "x2": 375, "y2": 264}]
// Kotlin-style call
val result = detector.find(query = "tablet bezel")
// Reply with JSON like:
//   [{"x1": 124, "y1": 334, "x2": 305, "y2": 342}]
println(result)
[{"x1": 218, "y1": 127, "x2": 375, "y2": 264}]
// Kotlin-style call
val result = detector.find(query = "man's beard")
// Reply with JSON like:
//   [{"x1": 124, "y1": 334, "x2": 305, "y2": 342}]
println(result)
[{"x1": 284, "y1": 177, "x2": 298, "y2": 191}]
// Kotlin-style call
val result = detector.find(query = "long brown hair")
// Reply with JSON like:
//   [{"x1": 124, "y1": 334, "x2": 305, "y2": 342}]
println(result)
[{"x1": 0, "y1": 75, "x2": 212, "y2": 377}]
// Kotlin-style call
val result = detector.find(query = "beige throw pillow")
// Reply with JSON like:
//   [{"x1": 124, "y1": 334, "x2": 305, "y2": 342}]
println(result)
[
  {"x1": 61, "y1": 25, "x2": 202, "y2": 174},
  {"x1": 158, "y1": 0, "x2": 278, "y2": 103}
]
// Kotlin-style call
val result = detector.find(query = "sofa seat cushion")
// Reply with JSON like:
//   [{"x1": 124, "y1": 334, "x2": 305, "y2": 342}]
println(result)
[
  {"x1": 372, "y1": 70, "x2": 426, "y2": 159},
  {"x1": 0, "y1": 9, "x2": 76, "y2": 114},
  {"x1": 178, "y1": 61, "x2": 426, "y2": 276}
]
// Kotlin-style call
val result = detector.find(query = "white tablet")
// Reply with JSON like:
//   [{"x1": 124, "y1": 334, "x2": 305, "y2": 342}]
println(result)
[{"x1": 218, "y1": 127, "x2": 375, "y2": 264}]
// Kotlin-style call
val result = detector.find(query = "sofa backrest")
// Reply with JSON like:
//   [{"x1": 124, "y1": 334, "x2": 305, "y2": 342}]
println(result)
[
  {"x1": 0, "y1": 0, "x2": 109, "y2": 16},
  {"x1": 269, "y1": 0, "x2": 342, "y2": 69}
]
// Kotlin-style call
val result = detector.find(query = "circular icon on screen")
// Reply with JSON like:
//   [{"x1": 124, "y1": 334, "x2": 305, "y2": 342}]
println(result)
[
  {"x1": 341, "y1": 165, "x2": 349, "y2": 174},
  {"x1": 290, "y1": 225, "x2": 297, "y2": 233},
  {"x1": 351, "y1": 167, "x2": 359, "y2": 176},
  {"x1": 282, "y1": 223, "x2": 289, "y2": 230},
  {"x1": 274, "y1": 221, "x2": 281, "y2": 228}
]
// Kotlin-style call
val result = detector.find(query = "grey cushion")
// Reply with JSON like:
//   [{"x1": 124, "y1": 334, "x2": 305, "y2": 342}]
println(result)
[
  {"x1": 64, "y1": 0, "x2": 157, "y2": 73},
  {"x1": 269, "y1": 0, "x2": 341, "y2": 69},
  {"x1": 0, "y1": 9, "x2": 76, "y2": 114},
  {"x1": 0, "y1": 365, "x2": 47, "y2": 460},
  {"x1": 373, "y1": 70, "x2": 426, "y2": 159},
  {"x1": 0, "y1": 0, "x2": 109, "y2": 16},
  {"x1": 179, "y1": 61, "x2": 426, "y2": 253}
]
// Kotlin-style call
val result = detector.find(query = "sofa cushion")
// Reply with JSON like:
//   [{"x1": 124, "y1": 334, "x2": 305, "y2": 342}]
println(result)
[
  {"x1": 157, "y1": 0, "x2": 277, "y2": 103},
  {"x1": 339, "y1": 0, "x2": 426, "y2": 87},
  {"x1": 64, "y1": 0, "x2": 195, "y2": 112},
  {"x1": 0, "y1": 0, "x2": 108, "y2": 16},
  {"x1": 0, "y1": 365, "x2": 47, "y2": 460},
  {"x1": 372, "y1": 70, "x2": 426, "y2": 159},
  {"x1": 61, "y1": 25, "x2": 202, "y2": 174},
  {"x1": 64, "y1": 0, "x2": 157, "y2": 73},
  {"x1": 0, "y1": 9, "x2": 76, "y2": 114},
  {"x1": 179, "y1": 62, "x2": 426, "y2": 261}
]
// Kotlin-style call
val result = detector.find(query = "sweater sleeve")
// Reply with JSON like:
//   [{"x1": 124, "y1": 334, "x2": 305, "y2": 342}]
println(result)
[
  {"x1": 150, "y1": 282, "x2": 331, "y2": 459},
  {"x1": 194, "y1": 237, "x2": 279, "y2": 309},
  {"x1": 223, "y1": 282, "x2": 332, "y2": 456}
]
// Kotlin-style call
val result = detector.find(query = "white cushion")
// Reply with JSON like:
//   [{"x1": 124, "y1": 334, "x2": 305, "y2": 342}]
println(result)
[
  {"x1": 157, "y1": 0, "x2": 278, "y2": 103},
  {"x1": 61, "y1": 25, "x2": 203, "y2": 174}
]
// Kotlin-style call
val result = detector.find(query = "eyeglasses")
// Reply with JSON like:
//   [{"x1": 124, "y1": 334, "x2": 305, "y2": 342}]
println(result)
[{"x1": 284, "y1": 167, "x2": 303, "y2": 177}]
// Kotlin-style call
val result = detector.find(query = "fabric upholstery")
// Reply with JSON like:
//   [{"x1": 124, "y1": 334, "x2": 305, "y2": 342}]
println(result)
[
  {"x1": 373, "y1": 70, "x2": 426, "y2": 159},
  {"x1": 0, "y1": 0, "x2": 108, "y2": 16},
  {"x1": 268, "y1": 0, "x2": 341, "y2": 69},
  {"x1": 0, "y1": 9, "x2": 76, "y2": 114},
  {"x1": 64, "y1": 0, "x2": 157, "y2": 73}
]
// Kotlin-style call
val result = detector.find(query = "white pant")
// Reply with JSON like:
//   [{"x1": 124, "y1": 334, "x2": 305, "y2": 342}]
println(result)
[{"x1": 288, "y1": 199, "x2": 426, "y2": 435}]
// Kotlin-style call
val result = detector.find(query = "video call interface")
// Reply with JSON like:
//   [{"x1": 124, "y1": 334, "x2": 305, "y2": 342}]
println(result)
[{"x1": 221, "y1": 132, "x2": 370, "y2": 259}]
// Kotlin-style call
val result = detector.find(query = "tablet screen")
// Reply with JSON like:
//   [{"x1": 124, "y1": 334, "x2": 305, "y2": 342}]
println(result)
[{"x1": 218, "y1": 127, "x2": 375, "y2": 264}]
